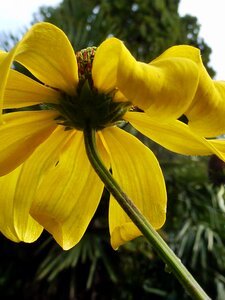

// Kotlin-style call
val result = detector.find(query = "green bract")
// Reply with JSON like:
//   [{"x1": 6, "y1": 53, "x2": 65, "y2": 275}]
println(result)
[{"x1": 55, "y1": 80, "x2": 131, "y2": 130}]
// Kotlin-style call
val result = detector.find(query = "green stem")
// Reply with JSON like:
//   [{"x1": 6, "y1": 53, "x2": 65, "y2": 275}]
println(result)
[{"x1": 83, "y1": 126, "x2": 211, "y2": 300}]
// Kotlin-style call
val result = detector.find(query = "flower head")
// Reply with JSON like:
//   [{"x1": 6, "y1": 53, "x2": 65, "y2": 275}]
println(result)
[{"x1": 0, "y1": 22, "x2": 225, "y2": 250}]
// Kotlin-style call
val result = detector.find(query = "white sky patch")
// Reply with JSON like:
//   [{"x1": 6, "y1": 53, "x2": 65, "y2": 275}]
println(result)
[
  {"x1": 0, "y1": 0, "x2": 61, "y2": 32},
  {"x1": 179, "y1": 0, "x2": 225, "y2": 80}
]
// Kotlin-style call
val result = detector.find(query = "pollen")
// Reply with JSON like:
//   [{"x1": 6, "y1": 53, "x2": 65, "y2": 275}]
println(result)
[{"x1": 76, "y1": 47, "x2": 97, "y2": 86}]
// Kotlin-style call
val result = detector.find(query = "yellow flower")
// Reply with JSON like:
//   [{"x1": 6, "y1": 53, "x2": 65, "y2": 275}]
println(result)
[{"x1": 0, "y1": 22, "x2": 224, "y2": 250}]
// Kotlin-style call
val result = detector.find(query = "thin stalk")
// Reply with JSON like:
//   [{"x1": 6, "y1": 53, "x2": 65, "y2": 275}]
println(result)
[{"x1": 83, "y1": 125, "x2": 211, "y2": 300}]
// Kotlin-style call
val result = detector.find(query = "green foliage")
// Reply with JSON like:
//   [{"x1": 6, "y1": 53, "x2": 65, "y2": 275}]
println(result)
[{"x1": 163, "y1": 157, "x2": 225, "y2": 299}]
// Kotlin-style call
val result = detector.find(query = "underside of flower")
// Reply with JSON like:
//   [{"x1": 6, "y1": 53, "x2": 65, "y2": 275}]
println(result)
[
  {"x1": 55, "y1": 83, "x2": 131, "y2": 130},
  {"x1": 52, "y1": 47, "x2": 131, "y2": 131}
]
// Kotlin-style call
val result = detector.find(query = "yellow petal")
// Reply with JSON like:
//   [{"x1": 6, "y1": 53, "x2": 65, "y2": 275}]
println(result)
[
  {"x1": 94, "y1": 39, "x2": 200, "y2": 120},
  {"x1": 0, "y1": 110, "x2": 57, "y2": 175},
  {"x1": 92, "y1": 37, "x2": 121, "y2": 93},
  {"x1": 113, "y1": 89, "x2": 128, "y2": 102},
  {"x1": 100, "y1": 127, "x2": 167, "y2": 249},
  {"x1": 186, "y1": 65, "x2": 225, "y2": 136},
  {"x1": 152, "y1": 45, "x2": 201, "y2": 63},
  {"x1": 16, "y1": 23, "x2": 78, "y2": 95},
  {"x1": 92, "y1": 39, "x2": 128, "y2": 101},
  {"x1": 10, "y1": 127, "x2": 72, "y2": 240},
  {"x1": 169, "y1": 47, "x2": 225, "y2": 136},
  {"x1": 3, "y1": 69, "x2": 60, "y2": 109},
  {"x1": 0, "y1": 165, "x2": 43, "y2": 243},
  {"x1": 0, "y1": 50, "x2": 7, "y2": 63},
  {"x1": 125, "y1": 112, "x2": 225, "y2": 161},
  {"x1": 120, "y1": 45, "x2": 200, "y2": 120},
  {"x1": 0, "y1": 51, "x2": 8, "y2": 119},
  {"x1": 0, "y1": 23, "x2": 78, "y2": 118},
  {"x1": 30, "y1": 131, "x2": 109, "y2": 250},
  {"x1": 208, "y1": 139, "x2": 225, "y2": 156},
  {"x1": 0, "y1": 51, "x2": 11, "y2": 120},
  {"x1": 16, "y1": 126, "x2": 72, "y2": 199}
]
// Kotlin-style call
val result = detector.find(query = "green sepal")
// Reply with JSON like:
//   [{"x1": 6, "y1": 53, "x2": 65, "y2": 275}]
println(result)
[{"x1": 52, "y1": 80, "x2": 131, "y2": 131}]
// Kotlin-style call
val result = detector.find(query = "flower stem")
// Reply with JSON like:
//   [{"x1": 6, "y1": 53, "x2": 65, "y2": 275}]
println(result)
[{"x1": 83, "y1": 126, "x2": 211, "y2": 300}]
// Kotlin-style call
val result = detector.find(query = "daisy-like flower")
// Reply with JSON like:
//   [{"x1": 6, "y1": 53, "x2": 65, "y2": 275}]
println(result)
[{"x1": 0, "y1": 22, "x2": 224, "y2": 250}]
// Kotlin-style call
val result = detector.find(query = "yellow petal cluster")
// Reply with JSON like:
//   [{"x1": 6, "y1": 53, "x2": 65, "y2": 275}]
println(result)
[{"x1": 0, "y1": 22, "x2": 225, "y2": 250}]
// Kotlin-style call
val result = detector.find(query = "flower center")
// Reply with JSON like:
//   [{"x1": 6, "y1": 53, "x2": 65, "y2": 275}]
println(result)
[{"x1": 55, "y1": 47, "x2": 131, "y2": 131}]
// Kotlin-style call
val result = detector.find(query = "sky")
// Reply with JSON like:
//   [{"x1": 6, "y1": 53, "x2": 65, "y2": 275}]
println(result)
[
  {"x1": 179, "y1": 0, "x2": 225, "y2": 80},
  {"x1": 0, "y1": 0, "x2": 60, "y2": 31},
  {"x1": 0, "y1": 0, "x2": 224, "y2": 80}
]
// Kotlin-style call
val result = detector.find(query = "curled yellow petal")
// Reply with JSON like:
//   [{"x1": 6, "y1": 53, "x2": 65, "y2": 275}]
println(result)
[
  {"x1": 94, "y1": 38, "x2": 200, "y2": 120},
  {"x1": 118, "y1": 44, "x2": 200, "y2": 120},
  {"x1": 185, "y1": 62, "x2": 225, "y2": 136},
  {"x1": 100, "y1": 127, "x2": 167, "y2": 249},
  {"x1": 92, "y1": 37, "x2": 121, "y2": 93}
]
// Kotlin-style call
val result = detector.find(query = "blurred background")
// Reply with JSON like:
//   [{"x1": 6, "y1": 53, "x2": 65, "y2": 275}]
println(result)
[{"x1": 0, "y1": 1, "x2": 225, "y2": 299}]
